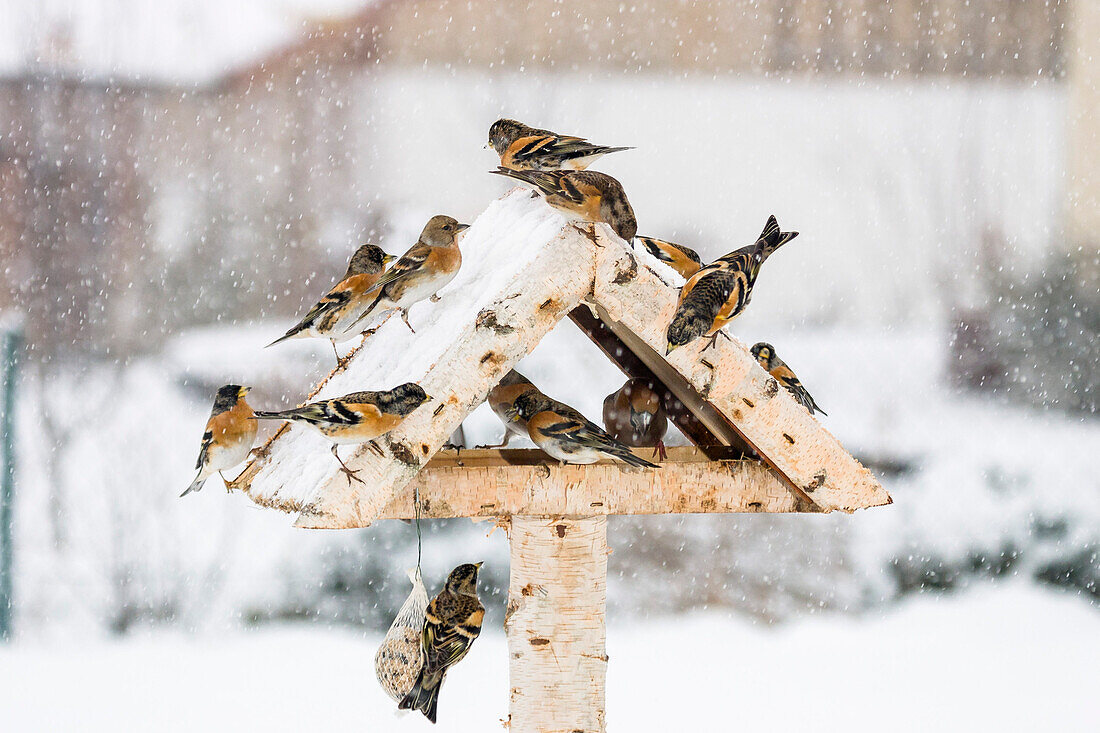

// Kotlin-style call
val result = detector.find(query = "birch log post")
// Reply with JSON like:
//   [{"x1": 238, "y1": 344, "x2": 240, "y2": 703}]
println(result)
[{"x1": 506, "y1": 515, "x2": 608, "y2": 733}]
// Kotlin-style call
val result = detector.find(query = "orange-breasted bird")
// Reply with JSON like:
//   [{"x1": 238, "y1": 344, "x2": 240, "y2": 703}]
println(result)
[
  {"x1": 508, "y1": 391, "x2": 659, "y2": 469},
  {"x1": 482, "y1": 369, "x2": 543, "y2": 448},
  {"x1": 267, "y1": 244, "x2": 395, "y2": 364},
  {"x1": 181, "y1": 385, "x2": 257, "y2": 497},
  {"x1": 751, "y1": 342, "x2": 826, "y2": 416},
  {"x1": 666, "y1": 215, "x2": 798, "y2": 354},
  {"x1": 602, "y1": 378, "x2": 669, "y2": 461},
  {"x1": 489, "y1": 167, "x2": 637, "y2": 243},
  {"x1": 253, "y1": 383, "x2": 432, "y2": 483},
  {"x1": 487, "y1": 118, "x2": 633, "y2": 171},
  {"x1": 350, "y1": 215, "x2": 469, "y2": 334},
  {"x1": 636, "y1": 235, "x2": 703, "y2": 279},
  {"x1": 399, "y1": 562, "x2": 485, "y2": 724}
]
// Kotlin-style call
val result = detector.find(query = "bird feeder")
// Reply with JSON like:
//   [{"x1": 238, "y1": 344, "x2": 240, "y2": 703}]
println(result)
[{"x1": 231, "y1": 190, "x2": 891, "y2": 732}]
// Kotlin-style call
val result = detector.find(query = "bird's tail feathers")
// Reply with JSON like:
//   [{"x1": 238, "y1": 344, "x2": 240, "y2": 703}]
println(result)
[
  {"x1": 180, "y1": 473, "x2": 205, "y2": 497},
  {"x1": 756, "y1": 215, "x2": 799, "y2": 261},
  {"x1": 601, "y1": 439, "x2": 660, "y2": 469},
  {"x1": 265, "y1": 327, "x2": 302, "y2": 348},
  {"x1": 490, "y1": 167, "x2": 561, "y2": 195},
  {"x1": 399, "y1": 669, "x2": 443, "y2": 723}
]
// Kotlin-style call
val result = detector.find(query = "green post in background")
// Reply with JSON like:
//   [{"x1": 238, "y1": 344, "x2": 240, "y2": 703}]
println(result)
[{"x1": 0, "y1": 325, "x2": 22, "y2": 641}]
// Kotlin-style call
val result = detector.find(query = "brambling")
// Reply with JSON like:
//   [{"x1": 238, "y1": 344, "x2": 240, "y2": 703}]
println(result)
[
  {"x1": 181, "y1": 385, "x2": 257, "y2": 497},
  {"x1": 637, "y1": 235, "x2": 703, "y2": 279},
  {"x1": 508, "y1": 391, "x2": 659, "y2": 469},
  {"x1": 487, "y1": 118, "x2": 633, "y2": 171},
  {"x1": 751, "y1": 342, "x2": 827, "y2": 416},
  {"x1": 400, "y1": 562, "x2": 484, "y2": 724},
  {"x1": 253, "y1": 383, "x2": 432, "y2": 483},
  {"x1": 602, "y1": 378, "x2": 669, "y2": 461},
  {"x1": 489, "y1": 167, "x2": 637, "y2": 243},
  {"x1": 349, "y1": 215, "x2": 469, "y2": 334},
  {"x1": 267, "y1": 244, "x2": 395, "y2": 363},
  {"x1": 481, "y1": 369, "x2": 543, "y2": 448},
  {"x1": 666, "y1": 215, "x2": 798, "y2": 354}
]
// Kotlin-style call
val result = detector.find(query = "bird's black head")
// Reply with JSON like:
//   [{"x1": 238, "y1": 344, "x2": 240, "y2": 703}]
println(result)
[
  {"x1": 445, "y1": 562, "x2": 483, "y2": 597},
  {"x1": 488, "y1": 118, "x2": 527, "y2": 154},
  {"x1": 347, "y1": 244, "x2": 394, "y2": 276},
  {"x1": 508, "y1": 390, "x2": 549, "y2": 423},
  {"x1": 750, "y1": 342, "x2": 776, "y2": 370},
  {"x1": 385, "y1": 382, "x2": 432, "y2": 416},
  {"x1": 213, "y1": 384, "x2": 250, "y2": 413},
  {"x1": 665, "y1": 309, "x2": 707, "y2": 354}
]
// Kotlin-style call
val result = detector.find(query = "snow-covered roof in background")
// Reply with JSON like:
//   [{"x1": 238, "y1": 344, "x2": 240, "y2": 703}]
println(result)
[{"x1": 0, "y1": 0, "x2": 368, "y2": 84}]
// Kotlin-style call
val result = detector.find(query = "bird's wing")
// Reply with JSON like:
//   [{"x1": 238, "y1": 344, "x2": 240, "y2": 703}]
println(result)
[
  {"x1": 195, "y1": 429, "x2": 213, "y2": 470},
  {"x1": 422, "y1": 601, "x2": 482, "y2": 673},
  {"x1": 266, "y1": 398, "x2": 375, "y2": 426},
  {"x1": 368, "y1": 242, "x2": 432, "y2": 293}
]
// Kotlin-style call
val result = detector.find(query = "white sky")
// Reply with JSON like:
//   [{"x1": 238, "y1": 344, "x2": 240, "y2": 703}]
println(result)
[{"x1": 0, "y1": 0, "x2": 369, "y2": 83}]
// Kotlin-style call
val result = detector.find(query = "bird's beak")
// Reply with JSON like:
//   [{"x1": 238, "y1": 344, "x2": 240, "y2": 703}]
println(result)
[
  {"x1": 241, "y1": 386, "x2": 252, "y2": 396},
  {"x1": 456, "y1": 223, "x2": 470, "y2": 232},
  {"x1": 423, "y1": 394, "x2": 434, "y2": 402},
  {"x1": 665, "y1": 343, "x2": 678, "y2": 356},
  {"x1": 505, "y1": 407, "x2": 520, "y2": 422},
  {"x1": 382, "y1": 253, "x2": 396, "y2": 265},
  {"x1": 474, "y1": 561, "x2": 483, "y2": 569}
]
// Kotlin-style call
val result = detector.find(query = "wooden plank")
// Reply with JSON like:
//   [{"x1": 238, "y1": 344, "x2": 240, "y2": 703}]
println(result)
[
  {"x1": 593, "y1": 245, "x2": 891, "y2": 513},
  {"x1": 366, "y1": 448, "x2": 817, "y2": 519}
]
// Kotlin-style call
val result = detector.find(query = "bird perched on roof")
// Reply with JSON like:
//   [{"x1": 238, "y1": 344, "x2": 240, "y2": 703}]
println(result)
[
  {"x1": 489, "y1": 167, "x2": 637, "y2": 243},
  {"x1": 349, "y1": 215, "x2": 469, "y2": 335},
  {"x1": 508, "y1": 391, "x2": 659, "y2": 469},
  {"x1": 487, "y1": 118, "x2": 633, "y2": 171},
  {"x1": 666, "y1": 215, "x2": 798, "y2": 354},
  {"x1": 636, "y1": 235, "x2": 703, "y2": 279},
  {"x1": 400, "y1": 562, "x2": 485, "y2": 724},
  {"x1": 181, "y1": 385, "x2": 257, "y2": 497},
  {"x1": 751, "y1": 342, "x2": 827, "y2": 416},
  {"x1": 603, "y1": 378, "x2": 669, "y2": 461},
  {"x1": 481, "y1": 369, "x2": 543, "y2": 448},
  {"x1": 267, "y1": 244, "x2": 395, "y2": 365},
  {"x1": 252, "y1": 383, "x2": 432, "y2": 483}
]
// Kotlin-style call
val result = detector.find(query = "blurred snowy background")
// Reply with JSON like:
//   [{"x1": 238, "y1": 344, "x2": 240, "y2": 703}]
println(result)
[{"x1": 0, "y1": 0, "x2": 1097, "y2": 730}]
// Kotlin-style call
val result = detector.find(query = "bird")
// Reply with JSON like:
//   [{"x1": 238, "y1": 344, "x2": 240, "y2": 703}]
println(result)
[
  {"x1": 666, "y1": 215, "x2": 798, "y2": 354},
  {"x1": 636, "y1": 235, "x2": 703, "y2": 279},
  {"x1": 252, "y1": 383, "x2": 432, "y2": 483},
  {"x1": 181, "y1": 385, "x2": 258, "y2": 497},
  {"x1": 602, "y1": 378, "x2": 669, "y2": 461},
  {"x1": 266, "y1": 244, "x2": 395, "y2": 364},
  {"x1": 349, "y1": 215, "x2": 469, "y2": 335},
  {"x1": 489, "y1": 167, "x2": 637, "y2": 243},
  {"x1": 481, "y1": 369, "x2": 543, "y2": 449},
  {"x1": 399, "y1": 562, "x2": 485, "y2": 724},
  {"x1": 507, "y1": 391, "x2": 659, "y2": 469},
  {"x1": 487, "y1": 118, "x2": 633, "y2": 171},
  {"x1": 750, "y1": 342, "x2": 827, "y2": 416}
]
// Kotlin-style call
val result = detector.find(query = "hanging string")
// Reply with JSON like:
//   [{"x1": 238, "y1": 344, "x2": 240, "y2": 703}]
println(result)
[{"x1": 414, "y1": 484, "x2": 423, "y2": 573}]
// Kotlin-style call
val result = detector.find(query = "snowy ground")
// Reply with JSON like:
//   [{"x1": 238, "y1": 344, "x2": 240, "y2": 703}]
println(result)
[{"x1": 1, "y1": 584, "x2": 1094, "y2": 732}]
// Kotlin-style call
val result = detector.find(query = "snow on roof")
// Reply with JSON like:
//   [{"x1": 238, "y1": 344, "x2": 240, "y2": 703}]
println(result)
[
  {"x1": 0, "y1": 0, "x2": 368, "y2": 84},
  {"x1": 246, "y1": 189, "x2": 573, "y2": 514}
]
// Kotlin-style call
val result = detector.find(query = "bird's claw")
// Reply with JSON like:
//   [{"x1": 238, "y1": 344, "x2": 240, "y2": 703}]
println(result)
[
  {"x1": 400, "y1": 309, "x2": 416, "y2": 333},
  {"x1": 429, "y1": 294, "x2": 441, "y2": 303}
]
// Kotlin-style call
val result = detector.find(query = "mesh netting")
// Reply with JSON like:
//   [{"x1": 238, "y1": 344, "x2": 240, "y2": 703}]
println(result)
[{"x1": 375, "y1": 567, "x2": 428, "y2": 702}]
